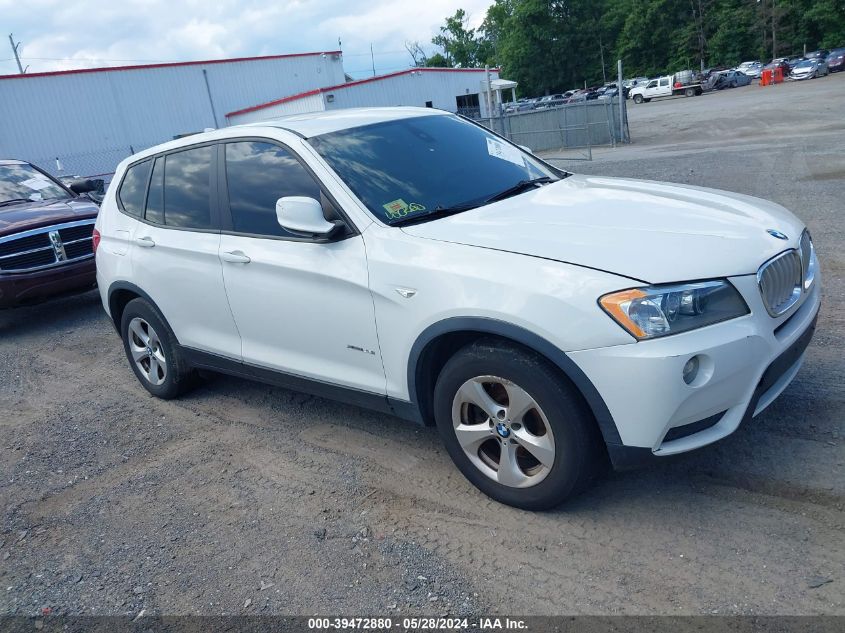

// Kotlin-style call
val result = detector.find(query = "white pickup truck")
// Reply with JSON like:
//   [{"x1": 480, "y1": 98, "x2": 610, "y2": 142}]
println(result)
[{"x1": 630, "y1": 72, "x2": 704, "y2": 103}]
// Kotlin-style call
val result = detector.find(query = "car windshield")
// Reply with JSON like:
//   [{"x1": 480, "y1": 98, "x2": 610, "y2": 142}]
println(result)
[
  {"x1": 0, "y1": 163, "x2": 70, "y2": 205},
  {"x1": 308, "y1": 114, "x2": 559, "y2": 225},
  {"x1": 795, "y1": 60, "x2": 814, "y2": 68}
]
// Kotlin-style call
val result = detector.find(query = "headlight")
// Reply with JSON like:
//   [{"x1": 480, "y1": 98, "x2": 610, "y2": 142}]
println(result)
[{"x1": 599, "y1": 280, "x2": 749, "y2": 340}]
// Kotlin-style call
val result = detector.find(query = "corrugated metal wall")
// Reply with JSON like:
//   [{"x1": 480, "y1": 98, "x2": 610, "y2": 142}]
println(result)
[
  {"x1": 0, "y1": 54, "x2": 345, "y2": 179},
  {"x1": 227, "y1": 70, "x2": 501, "y2": 126},
  {"x1": 323, "y1": 71, "x2": 498, "y2": 114},
  {"x1": 227, "y1": 92, "x2": 327, "y2": 125}
]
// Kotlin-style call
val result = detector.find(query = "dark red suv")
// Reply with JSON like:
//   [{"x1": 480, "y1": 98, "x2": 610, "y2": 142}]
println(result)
[{"x1": 0, "y1": 159, "x2": 100, "y2": 308}]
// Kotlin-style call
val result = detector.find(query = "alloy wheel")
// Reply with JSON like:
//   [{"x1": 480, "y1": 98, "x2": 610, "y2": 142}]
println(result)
[
  {"x1": 451, "y1": 376, "x2": 556, "y2": 488},
  {"x1": 127, "y1": 317, "x2": 167, "y2": 386}
]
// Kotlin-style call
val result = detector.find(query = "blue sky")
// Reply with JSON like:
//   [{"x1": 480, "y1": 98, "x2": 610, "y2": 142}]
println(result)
[{"x1": 1, "y1": 0, "x2": 494, "y2": 78}]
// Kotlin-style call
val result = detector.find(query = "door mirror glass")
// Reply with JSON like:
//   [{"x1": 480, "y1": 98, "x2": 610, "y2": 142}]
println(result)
[{"x1": 276, "y1": 196, "x2": 339, "y2": 237}]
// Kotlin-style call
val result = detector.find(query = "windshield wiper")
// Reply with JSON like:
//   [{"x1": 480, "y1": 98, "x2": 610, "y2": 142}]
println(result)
[
  {"x1": 484, "y1": 176, "x2": 555, "y2": 204},
  {"x1": 389, "y1": 176, "x2": 558, "y2": 227},
  {"x1": 390, "y1": 201, "x2": 481, "y2": 227},
  {"x1": 0, "y1": 198, "x2": 34, "y2": 207}
]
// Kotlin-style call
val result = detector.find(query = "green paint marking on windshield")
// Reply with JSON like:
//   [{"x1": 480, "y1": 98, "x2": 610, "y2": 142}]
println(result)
[{"x1": 383, "y1": 199, "x2": 426, "y2": 219}]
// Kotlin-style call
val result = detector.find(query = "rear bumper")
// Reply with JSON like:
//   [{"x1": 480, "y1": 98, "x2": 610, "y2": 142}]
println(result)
[
  {"x1": 568, "y1": 273, "x2": 821, "y2": 469},
  {"x1": 0, "y1": 257, "x2": 96, "y2": 308}
]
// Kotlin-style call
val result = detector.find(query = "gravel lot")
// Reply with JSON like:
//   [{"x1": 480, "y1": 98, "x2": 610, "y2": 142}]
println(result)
[{"x1": 1, "y1": 75, "x2": 843, "y2": 618}]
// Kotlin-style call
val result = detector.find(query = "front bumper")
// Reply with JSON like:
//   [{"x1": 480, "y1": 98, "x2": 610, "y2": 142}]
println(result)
[
  {"x1": 568, "y1": 273, "x2": 821, "y2": 468},
  {"x1": 0, "y1": 257, "x2": 96, "y2": 309}
]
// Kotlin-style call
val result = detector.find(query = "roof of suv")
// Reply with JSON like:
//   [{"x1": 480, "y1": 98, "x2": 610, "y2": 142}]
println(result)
[
  {"x1": 117, "y1": 108, "x2": 452, "y2": 167},
  {"x1": 245, "y1": 106, "x2": 448, "y2": 138}
]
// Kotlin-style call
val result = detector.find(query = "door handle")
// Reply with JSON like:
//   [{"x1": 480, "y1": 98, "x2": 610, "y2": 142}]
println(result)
[
  {"x1": 135, "y1": 236, "x2": 155, "y2": 248},
  {"x1": 221, "y1": 250, "x2": 251, "y2": 264}
]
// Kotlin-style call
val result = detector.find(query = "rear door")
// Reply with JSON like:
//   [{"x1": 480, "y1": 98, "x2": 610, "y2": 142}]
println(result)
[
  {"x1": 216, "y1": 139, "x2": 385, "y2": 394},
  {"x1": 129, "y1": 144, "x2": 241, "y2": 360}
]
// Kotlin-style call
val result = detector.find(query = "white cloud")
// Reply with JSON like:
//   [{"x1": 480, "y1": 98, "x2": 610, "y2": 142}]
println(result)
[{"x1": 1, "y1": 0, "x2": 494, "y2": 78}]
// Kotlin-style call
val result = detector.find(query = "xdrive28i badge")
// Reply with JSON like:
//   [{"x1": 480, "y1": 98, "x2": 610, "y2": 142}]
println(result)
[{"x1": 767, "y1": 229, "x2": 789, "y2": 240}]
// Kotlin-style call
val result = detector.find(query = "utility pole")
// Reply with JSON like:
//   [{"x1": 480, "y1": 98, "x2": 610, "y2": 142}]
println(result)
[
  {"x1": 8, "y1": 33, "x2": 25, "y2": 74},
  {"x1": 771, "y1": 1, "x2": 777, "y2": 59}
]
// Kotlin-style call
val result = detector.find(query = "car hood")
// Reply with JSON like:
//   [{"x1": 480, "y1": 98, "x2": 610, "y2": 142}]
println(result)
[
  {"x1": 791, "y1": 66, "x2": 814, "y2": 74},
  {"x1": 400, "y1": 175, "x2": 805, "y2": 284},
  {"x1": 0, "y1": 198, "x2": 99, "y2": 238}
]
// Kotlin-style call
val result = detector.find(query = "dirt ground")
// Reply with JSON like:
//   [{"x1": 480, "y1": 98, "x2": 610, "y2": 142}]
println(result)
[{"x1": 1, "y1": 74, "x2": 843, "y2": 618}]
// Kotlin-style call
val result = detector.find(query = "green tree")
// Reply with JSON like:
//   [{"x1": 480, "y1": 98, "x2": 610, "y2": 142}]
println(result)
[
  {"x1": 429, "y1": 0, "x2": 845, "y2": 96},
  {"x1": 431, "y1": 9, "x2": 494, "y2": 67},
  {"x1": 425, "y1": 53, "x2": 450, "y2": 67}
]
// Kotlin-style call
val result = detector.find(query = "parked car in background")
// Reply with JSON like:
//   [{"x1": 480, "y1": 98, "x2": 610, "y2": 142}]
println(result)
[
  {"x1": 736, "y1": 61, "x2": 763, "y2": 77},
  {"x1": 0, "y1": 159, "x2": 100, "y2": 308},
  {"x1": 630, "y1": 71, "x2": 704, "y2": 103},
  {"x1": 715, "y1": 70, "x2": 753, "y2": 89},
  {"x1": 623, "y1": 77, "x2": 649, "y2": 91},
  {"x1": 804, "y1": 49, "x2": 830, "y2": 61},
  {"x1": 535, "y1": 94, "x2": 567, "y2": 109},
  {"x1": 763, "y1": 60, "x2": 791, "y2": 77},
  {"x1": 789, "y1": 58, "x2": 830, "y2": 80},
  {"x1": 597, "y1": 85, "x2": 629, "y2": 100},
  {"x1": 826, "y1": 48, "x2": 845, "y2": 72},
  {"x1": 505, "y1": 98, "x2": 537, "y2": 114},
  {"x1": 96, "y1": 107, "x2": 820, "y2": 509}
]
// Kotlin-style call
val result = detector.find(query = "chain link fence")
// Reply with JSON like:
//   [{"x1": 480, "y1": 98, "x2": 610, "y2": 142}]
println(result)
[
  {"x1": 25, "y1": 145, "x2": 155, "y2": 184},
  {"x1": 472, "y1": 97, "x2": 630, "y2": 160}
]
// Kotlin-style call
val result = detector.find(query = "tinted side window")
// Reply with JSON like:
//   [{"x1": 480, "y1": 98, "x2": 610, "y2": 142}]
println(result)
[
  {"x1": 225, "y1": 141, "x2": 321, "y2": 238},
  {"x1": 145, "y1": 157, "x2": 164, "y2": 224},
  {"x1": 163, "y1": 146, "x2": 213, "y2": 229},
  {"x1": 118, "y1": 160, "x2": 151, "y2": 217}
]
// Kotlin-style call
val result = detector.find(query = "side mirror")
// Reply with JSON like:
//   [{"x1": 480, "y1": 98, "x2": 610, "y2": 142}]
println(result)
[
  {"x1": 69, "y1": 178, "x2": 101, "y2": 195},
  {"x1": 276, "y1": 196, "x2": 341, "y2": 238}
]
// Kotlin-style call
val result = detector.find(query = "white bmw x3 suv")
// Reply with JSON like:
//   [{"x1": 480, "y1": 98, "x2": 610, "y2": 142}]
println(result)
[{"x1": 95, "y1": 107, "x2": 820, "y2": 509}]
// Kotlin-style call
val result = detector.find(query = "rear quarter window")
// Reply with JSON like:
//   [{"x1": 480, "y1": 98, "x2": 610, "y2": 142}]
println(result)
[{"x1": 118, "y1": 160, "x2": 152, "y2": 217}]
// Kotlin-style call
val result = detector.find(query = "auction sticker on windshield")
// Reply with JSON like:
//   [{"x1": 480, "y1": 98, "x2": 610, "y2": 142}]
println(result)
[
  {"x1": 383, "y1": 199, "x2": 425, "y2": 219},
  {"x1": 486, "y1": 138, "x2": 525, "y2": 167}
]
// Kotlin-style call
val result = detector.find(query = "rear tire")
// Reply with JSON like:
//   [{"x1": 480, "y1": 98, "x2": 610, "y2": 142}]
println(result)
[
  {"x1": 433, "y1": 340, "x2": 604, "y2": 510},
  {"x1": 120, "y1": 298, "x2": 198, "y2": 399},
  {"x1": 685, "y1": 87, "x2": 695, "y2": 97}
]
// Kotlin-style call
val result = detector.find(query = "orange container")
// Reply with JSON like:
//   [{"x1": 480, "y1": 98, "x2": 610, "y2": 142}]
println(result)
[
  {"x1": 760, "y1": 69, "x2": 774, "y2": 86},
  {"x1": 774, "y1": 67, "x2": 784, "y2": 83}
]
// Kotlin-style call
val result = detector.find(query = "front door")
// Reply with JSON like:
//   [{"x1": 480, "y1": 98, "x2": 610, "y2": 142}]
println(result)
[{"x1": 217, "y1": 140, "x2": 385, "y2": 394}]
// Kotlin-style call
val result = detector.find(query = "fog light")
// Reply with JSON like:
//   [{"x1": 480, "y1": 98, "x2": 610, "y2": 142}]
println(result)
[{"x1": 683, "y1": 356, "x2": 700, "y2": 385}]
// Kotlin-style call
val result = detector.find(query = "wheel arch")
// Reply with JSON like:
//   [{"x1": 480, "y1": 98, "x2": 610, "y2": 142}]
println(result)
[
  {"x1": 107, "y1": 281, "x2": 165, "y2": 335},
  {"x1": 407, "y1": 317, "x2": 622, "y2": 448}
]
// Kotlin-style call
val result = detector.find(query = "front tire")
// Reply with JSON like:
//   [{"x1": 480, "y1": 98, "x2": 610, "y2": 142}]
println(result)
[
  {"x1": 433, "y1": 340, "x2": 603, "y2": 510},
  {"x1": 633, "y1": 94, "x2": 643, "y2": 104},
  {"x1": 120, "y1": 298, "x2": 198, "y2": 399}
]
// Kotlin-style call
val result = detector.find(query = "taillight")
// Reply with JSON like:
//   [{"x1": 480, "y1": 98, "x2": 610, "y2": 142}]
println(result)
[{"x1": 92, "y1": 228, "x2": 101, "y2": 254}]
